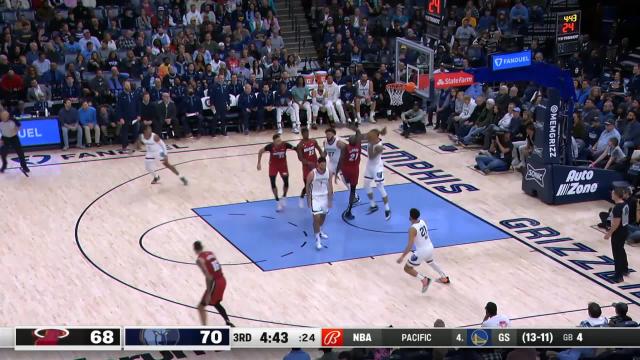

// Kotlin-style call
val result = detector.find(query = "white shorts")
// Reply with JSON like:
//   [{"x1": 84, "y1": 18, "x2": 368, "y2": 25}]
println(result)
[
  {"x1": 407, "y1": 247, "x2": 434, "y2": 266},
  {"x1": 311, "y1": 195, "x2": 329, "y2": 215},
  {"x1": 328, "y1": 160, "x2": 339, "y2": 175},
  {"x1": 364, "y1": 165, "x2": 384, "y2": 183}
]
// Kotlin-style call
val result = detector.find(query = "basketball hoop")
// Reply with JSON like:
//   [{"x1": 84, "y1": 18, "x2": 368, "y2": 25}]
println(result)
[{"x1": 386, "y1": 83, "x2": 406, "y2": 106}]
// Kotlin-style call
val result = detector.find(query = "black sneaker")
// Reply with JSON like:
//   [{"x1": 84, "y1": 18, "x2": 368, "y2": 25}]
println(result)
[
  {"x1": 151, "y1": 175, "x2": 160, "y2": 184},
  {"x1": 367, "y1": 205, "x2": 379, "y2": 214},
  {"x1": 226, "y1": 321, "x2": 236, "y2": 327},
  {"x1": 343, "y1": 211, "x2": 355, "y2": 220},
  {"x1": 612, "y1": 276, "x2": 624, "y2": 283},
  {"x1": 385, "y1": 209, "x2": 391, "y2": 220}
]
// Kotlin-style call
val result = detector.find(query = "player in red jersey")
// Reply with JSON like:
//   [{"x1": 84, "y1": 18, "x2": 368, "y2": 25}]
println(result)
[
  {"x1": 337, "y1": 128, "x2": 365, "y2": 220},
  {"x1": 194, "y1": 241, "x2": 235, "y2": 327},
  {"x1": 296, "y1": 127, "x2": 322, "y2": 208},
  {"x1": 257, "y1": 134, "x2": 295, "y2": 211}
]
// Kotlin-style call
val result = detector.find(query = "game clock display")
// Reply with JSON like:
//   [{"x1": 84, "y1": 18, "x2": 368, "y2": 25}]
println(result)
[{"x1": 232, "y1": 328, "x2": 321, "y2": 348}]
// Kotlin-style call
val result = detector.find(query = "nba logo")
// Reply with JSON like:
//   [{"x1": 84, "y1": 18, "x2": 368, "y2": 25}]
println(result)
[{"x1": 321, "y1": 329, "x2": 344, "y2": 347}]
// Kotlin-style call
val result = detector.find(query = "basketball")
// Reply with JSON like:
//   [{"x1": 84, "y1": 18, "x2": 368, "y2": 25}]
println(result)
[{"x1": 405, "y1": 82, "x2": 417, "y2": 93}]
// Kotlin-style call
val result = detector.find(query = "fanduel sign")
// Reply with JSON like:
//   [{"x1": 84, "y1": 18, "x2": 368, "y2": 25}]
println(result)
[
  {"x1": 490, "y1": 50, "x2": 532, "y2": 71},
  {"x1": 17, "y1": 118, "x2": 61, "y2": 147}
]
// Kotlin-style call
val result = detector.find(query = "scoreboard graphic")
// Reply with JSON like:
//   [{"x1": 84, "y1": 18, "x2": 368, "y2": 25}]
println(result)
[{"x1": 4, "y1": 327, "x2": 640, "y2": 350}]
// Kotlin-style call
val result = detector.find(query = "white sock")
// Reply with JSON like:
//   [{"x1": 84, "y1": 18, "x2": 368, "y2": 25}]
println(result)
[
  {"x1": 384, "y1": 203, "x2": 390, "y2": 211},
  {"x1": 369, "y1": 199, "x2": 376, "y2": 207},
  {"x1": 428, "y1": 261, "x2": 446, "y2": 278},
  {"x1": 416, "y1": 274, "x2": 425, "y2": 280},
  {"x1": 315, "y1": 233, "x2": 320, "y2": 240}
]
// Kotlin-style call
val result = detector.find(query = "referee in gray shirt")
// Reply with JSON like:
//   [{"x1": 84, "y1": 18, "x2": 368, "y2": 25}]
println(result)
[{"x1": 0, "y1": 110, "x2": 30, "y2": 174}]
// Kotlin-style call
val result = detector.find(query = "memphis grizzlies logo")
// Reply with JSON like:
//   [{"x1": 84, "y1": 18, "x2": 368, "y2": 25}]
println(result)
[
  {"x1": 525, "y1": 164, "x2": 546, "y2": 187},
  {"x1": 140, "y1": 328, "x2": 181, "y2": 345},
  {"x1": 14, "y1": 154, "x2": 51, "y2": 165}
]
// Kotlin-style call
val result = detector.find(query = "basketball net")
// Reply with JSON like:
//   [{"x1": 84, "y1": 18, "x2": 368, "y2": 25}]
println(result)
[{"x1": 386, "y1": 83, "x2": 405, "y2": 106}]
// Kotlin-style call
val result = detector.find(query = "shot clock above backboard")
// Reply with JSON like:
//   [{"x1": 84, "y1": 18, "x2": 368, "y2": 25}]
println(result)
[
  {"x1": 425, "y1": 0, "x2": 446, "y2": 40},
  {"x1": 556, "y1": 10, "x2": 581, "y2": 56}
]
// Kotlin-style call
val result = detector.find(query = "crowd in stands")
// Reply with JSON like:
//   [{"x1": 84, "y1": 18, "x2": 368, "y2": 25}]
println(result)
[
  {"x1": 0, "y1": 0, "x2": 317, "y2": 149},
  {"x1": 281, "y1": 301, "x2": 637, "y2": 360}
]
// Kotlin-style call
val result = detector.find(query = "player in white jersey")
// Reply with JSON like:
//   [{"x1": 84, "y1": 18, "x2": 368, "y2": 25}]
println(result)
[
  {"x1": 397, "y1": 208, "x2": 450, "y2": 293},
  {"x1": 355, "y1": 73, "x2": 376, "y2": 123},
  {"x1": 365, "y1": 127, "x2": 390, "y2": 220},
  {"x1": 322, "y1": 128, "x2": 345, "y2": 184},
  {"x1": 306, "y1": 157, "x2": 333, "y2": 250},
  {"x1": 136, "y1": 125, "x2": 188, "y2": 185},
  {"x1": 312, "y1": 82, "x2": 338, "y2": 124}
]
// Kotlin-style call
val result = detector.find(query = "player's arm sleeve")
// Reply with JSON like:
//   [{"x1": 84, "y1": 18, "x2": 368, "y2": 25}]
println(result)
[{"x1": 286, "y1": 142, "x2": 295, "y2": 150}]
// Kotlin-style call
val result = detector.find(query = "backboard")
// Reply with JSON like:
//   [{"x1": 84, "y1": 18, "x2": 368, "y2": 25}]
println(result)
[{"x1": 394, "y1": 37, "x2": 436, "y2": 100}]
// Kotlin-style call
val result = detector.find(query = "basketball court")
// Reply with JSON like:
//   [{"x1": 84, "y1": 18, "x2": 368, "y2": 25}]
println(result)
[{"x1": 1, "y1": 122, "x2": 638, "y2": 358}]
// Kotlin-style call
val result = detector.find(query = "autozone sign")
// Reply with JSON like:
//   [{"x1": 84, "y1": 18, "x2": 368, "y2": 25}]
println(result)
[{"x1": 434, "y1": 71, "x2": 475, "y2": 89}]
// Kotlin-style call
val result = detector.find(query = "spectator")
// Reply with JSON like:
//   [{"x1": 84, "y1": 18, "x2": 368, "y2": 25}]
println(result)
[
  {"x1": 590, "y1": 120, "x2": 620, "y2": 159},
  {"x1": 579, "y1": 302, "x2": 608, "y2": 327},
  {"x1": 435, "y1": 89, "x2": 452, "y2": 131},
  {"x1": 291, "y1": 77, "x2": 313, "y2": 129},
  {"x1": 158, "y1": 92, "x2": 179, "y2": 137},
  {"x1": 26, "y1": 80, "x2": 51, "y2": 103},
  {"x1": 61, "y1": 76, "x2": 81, "y2": 100},
  {"x1": 140, "y1": 92, "x2": 159, "y2": 134},
  {"x1": 318, "y1": 348, "x2": 338, "y2": 360},
  {"x1": 337, "y1": 77, "x2": 357, "y2": 124},
  {"x1": 512, "y1": 123, "x2": 536, "y2": 170},
  {"x1": 481, "y1": 301, "x2": 511, "y2": 327},
  {"x1": 210, "y1": 74, "x2": 231, "y2": 136},
  {"x1": 0, "y1": 70, "x2": 25, "y2": 101},
  {"x1": 183, "y1": 4, "x2": 203, "y2": 26},
  {"x1": 275, "y1": 81, "x2": 297, "y2": 134},
  {"x1": 78, "y1": 100, "x2": 100, "y2": 147},
  {"x1": 32, "y1": 52, "x2": 51, "y2": 76},
  {"x1": 630, "y1": 64, "x2": 640, "y2": 98},
  {"x1": 609, "y1": 302, "x2": 636, "y2": 327},
  {"x1": 509, "y1": 0, "x2": 529, "y2": 34},
  {"x1": 455, "y1": 18, "x2": 477, "y2": 46},
  {"x1": 591, "y1": 137, "x2": 626, "y2": 171},
  {"x1": 58, "y1": 98, "x2": 84, "y2": 150},
  {"x1": 283, "y1": 348, "x2": 310, "y2": 360},
  {"x1": 98, "y1": 105, "x2": 117, "y2": 144},
  {"x1": 116, "y1": 80, "x2": 141, "y2": 150},
  {"x1": 180, "y1": 86, "x2": 204, "y2": 138},
  {"x1": 238, "y1": 84, "x2": 257, "y2": 135},
  {"x1": 88, "y1": 69, "x2": 112, "y2": 104},
  {"x1": 621, "y1": 111, "x2": 640, "y2": 156},
  {"x1": 41, "y1": 62, "x2": 65, "y2": 98},
  {"x1": 461, "y1": 98, "x2": 496, "y2": 146},
  {"x1": 475, "y1": 132, "x2": 513, "y2": 174},
  {"x1": 401, "y1": 101, "x2": 427, "y2": 138},
  {"x1": 449, "y1": 95, "x2": 477, "y2": 139},
  {"x1": 256, "y1": 83, "x2": 275, "y2": 131}
]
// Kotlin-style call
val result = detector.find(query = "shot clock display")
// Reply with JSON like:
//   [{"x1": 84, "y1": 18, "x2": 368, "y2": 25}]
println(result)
[
  {"x1": 425, "y1": 0, "x2": 446, "y2": 40},
  {"x1": 556, "y1": 10, "x2": 581, "y2": 55}
]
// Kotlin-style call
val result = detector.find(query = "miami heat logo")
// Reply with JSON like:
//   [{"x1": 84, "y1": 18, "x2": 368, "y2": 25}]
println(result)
[{"x1": 33, "y1": 327, "x2": 70, "y2": 345}]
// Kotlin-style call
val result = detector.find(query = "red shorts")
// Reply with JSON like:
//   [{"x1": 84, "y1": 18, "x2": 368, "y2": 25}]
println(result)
[
  {"x1": 202, "y1": 277, "x2": 226, "y2": 305},
  {"x1": 269, "y1": 163, "x2": 289, "y2": 177},
  {"x1": 302, "y1": 164, "x2": 315, "y2": 182},
  {"x1": 342, "y1": 167, "x2": 359, "y2": 186}
]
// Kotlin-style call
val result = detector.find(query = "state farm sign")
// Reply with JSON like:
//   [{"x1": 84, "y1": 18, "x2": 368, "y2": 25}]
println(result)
[{"x1": 434, "y1": 71, "x2": 475, "y2": 89}]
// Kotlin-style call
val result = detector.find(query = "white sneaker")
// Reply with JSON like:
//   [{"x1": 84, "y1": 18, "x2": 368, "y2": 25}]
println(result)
[
  {"x1": 316, "y1": 239, "x2": 322, "y2": 250},
  {"x1": 277, "y1": 128, "x2": 283, "y2": 135},
  {"x1": 319, "y1": 231, "x2": 329, "y2": 239},
  {"x1": 276, "y1": 201, "x2": 283, "y2": 212},
  {"x1": 298, "y1": 198, "x2": 305, "y2": 208},
  {"x1": 280, "y1": 198, "x2": 287, "y2": 209}
]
